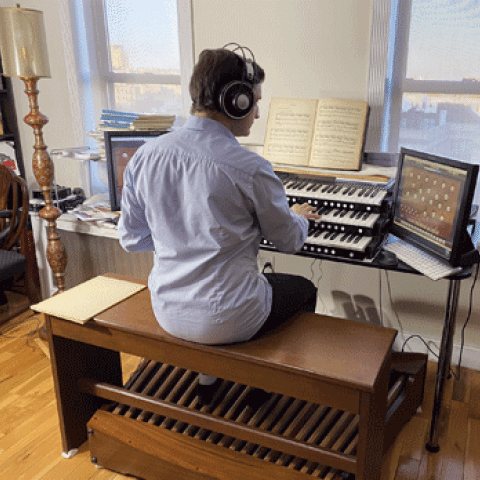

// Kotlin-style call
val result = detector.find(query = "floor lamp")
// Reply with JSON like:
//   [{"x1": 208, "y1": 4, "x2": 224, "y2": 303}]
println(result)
[{"x1": 0, "y1": 6, "x2": 67, "y2": 298}]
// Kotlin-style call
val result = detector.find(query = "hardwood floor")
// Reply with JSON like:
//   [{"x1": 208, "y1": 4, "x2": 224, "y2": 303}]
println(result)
[{"x1": 1, "y1": 306, "x2": 479, "y2": 480}]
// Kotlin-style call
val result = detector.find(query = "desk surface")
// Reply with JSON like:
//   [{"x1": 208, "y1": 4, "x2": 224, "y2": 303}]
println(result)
[{"x1": 35, "y1": 212, "x2": 473, "y2": 279}]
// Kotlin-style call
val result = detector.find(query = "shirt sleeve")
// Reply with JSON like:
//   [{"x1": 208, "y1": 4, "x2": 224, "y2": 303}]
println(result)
[
  {"x1": 251, "y1": 163, "x2": 308, "y2": 254},
  {"x1": 117, "y1": 163, "x2": 155, "y2": 252}
]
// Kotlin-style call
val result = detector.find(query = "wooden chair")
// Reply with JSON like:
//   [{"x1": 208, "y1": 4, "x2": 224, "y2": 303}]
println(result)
[{"x1": 0, "y1": 164, "x2": 40, "y2": 307}]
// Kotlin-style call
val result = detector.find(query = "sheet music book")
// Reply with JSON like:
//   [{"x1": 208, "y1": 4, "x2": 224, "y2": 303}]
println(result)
[
  {"x1": 31, "y1": 275, "x2": 146, "y2": 324},
  {"x1": 263, "y1": 97, "x2": 369, "y2": 171}
]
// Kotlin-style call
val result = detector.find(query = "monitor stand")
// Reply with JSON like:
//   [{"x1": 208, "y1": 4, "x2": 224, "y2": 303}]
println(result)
[{"x1": 458, "y1": 232, "x2": 480, "y2": 267}]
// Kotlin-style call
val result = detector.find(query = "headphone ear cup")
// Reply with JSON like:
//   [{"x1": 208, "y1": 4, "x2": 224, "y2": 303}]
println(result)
[{"x1": 219, "y1": 81, "x2": 254, "y2": 119}]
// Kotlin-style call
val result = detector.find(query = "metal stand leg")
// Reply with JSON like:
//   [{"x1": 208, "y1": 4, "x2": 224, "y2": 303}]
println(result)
[{"x1": 425, "y1": 278, "x2": 461, "y2": 452}]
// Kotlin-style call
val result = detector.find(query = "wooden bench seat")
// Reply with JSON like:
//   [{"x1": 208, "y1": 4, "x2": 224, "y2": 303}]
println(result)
[{"x1": 45, "y1": 277, "x2": 427, "y2": 480}]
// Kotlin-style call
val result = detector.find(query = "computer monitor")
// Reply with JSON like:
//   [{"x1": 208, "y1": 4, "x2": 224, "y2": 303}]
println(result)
[
  {"x1": 104, "y1": 130, "x2": 168, "y2": 211},
  {"x1": 391, "y1": 148, "x2": 478, "y2": 266}
]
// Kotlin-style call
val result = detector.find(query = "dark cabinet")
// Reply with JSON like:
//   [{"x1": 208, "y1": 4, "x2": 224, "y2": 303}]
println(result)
[{"x1": 0, "y1": 54, "x2": 25, "y2": 179}]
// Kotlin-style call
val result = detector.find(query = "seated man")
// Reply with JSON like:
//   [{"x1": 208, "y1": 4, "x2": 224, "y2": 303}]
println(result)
[{"x1": 118, "y1": 44, "x2": 319, "y2": 403}]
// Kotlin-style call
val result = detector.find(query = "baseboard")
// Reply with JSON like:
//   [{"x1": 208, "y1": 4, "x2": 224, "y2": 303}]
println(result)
[{"x1": 396, "y1": 330, "x2": 480, "y2": 371}]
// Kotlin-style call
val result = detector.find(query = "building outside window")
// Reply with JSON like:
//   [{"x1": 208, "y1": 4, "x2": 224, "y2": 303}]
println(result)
[
  {"x1": 383, "y1": 0, "x2": 480, "y2": 172},
  {"x1": 72, "y1": 0, "x2": 192, "y2": 123},
  {"x1": 94, "y1": 0, "x2": 182, "y2": 114},
  {"x1": 70, "y1": 0, "x2": 193, "y2": 193}
]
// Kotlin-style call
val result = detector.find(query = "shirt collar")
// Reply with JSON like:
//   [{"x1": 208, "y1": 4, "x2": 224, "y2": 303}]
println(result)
[{"x1": 184, "y1": 116, "x2": 238, "y2": 143}]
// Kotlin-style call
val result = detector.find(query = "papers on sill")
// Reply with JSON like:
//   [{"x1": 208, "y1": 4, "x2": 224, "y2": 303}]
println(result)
[{"x1": 73, "y1": 206, "x2": 119, "y2": 222}]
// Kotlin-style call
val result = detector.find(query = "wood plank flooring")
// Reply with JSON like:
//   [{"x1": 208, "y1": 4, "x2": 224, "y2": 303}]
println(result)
[{"x1": 1, "y1": 308, "x2": 479, "y2": 480}]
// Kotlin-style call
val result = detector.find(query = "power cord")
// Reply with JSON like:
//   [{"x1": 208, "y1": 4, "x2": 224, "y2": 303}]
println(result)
[
  {"x1": 262, "y1": 262, "x2": 276, "y2": 275},
  {"x1": 399, "y1": 261, "x2": 479, "y2": 380},
  {"x1": 310, "y1": 259, "x2": 326, "y2": 314},
  {"x1": 454, "y1": 261, "x2": 479, "y2": 379},
  {"x1": 401, "y1": 334, "x2": 440, "y2": 359},
  {"x1": 383, "y1": 269, "x2": 406, "y2": 333}
]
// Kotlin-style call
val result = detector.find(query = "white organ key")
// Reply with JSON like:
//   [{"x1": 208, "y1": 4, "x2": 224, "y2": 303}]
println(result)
[
  {"x1": 321, "y1": 209, "x2": 380, "y2": 229},
  {"x1": 306, "y1": 230, "x2": 372, "y2": 252},
  {"x1": 284, "y1": 178, "x2": 388, "y2": 207},
  {"x1": 315, "y1": 184, "x2": 387, "y2": 206},
  {"x1": 284, "y1": 180, "x2": 322, "y2": 198}
]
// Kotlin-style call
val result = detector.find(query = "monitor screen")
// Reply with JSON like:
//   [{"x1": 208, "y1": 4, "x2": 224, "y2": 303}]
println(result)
[
  {"x1": 104, "y1": 130, "x2": 168, "y2": 211},
  {"x1": 391, "y1": 148, "x2": 478, "y2": 266}
]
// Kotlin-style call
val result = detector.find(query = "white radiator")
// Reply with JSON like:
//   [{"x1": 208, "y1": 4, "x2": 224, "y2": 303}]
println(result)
[
  {"x1": 60, "y1": 229, "x2": 153, "y2": 290},
  {"x1": 31, "y1": 214, "x2": 153, "y2": 299}
]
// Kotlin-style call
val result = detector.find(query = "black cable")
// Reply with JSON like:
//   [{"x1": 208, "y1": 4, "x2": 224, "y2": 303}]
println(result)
[
  {"x1": 262, "y1": 261, "x2": 277, "y2": 276},
  {"x1": 399, "y1": 262, "x2": 479, "y2": 380},
  {"x1": 385, "y1": 269, "x2": 405, "y2": 332},
  {"x1": 401, "y1": 334, "x2": 440, "y2": 359},
  {"x1": 312, "y1": 259, "x2": 326, "y2": 314},
  {"x1": 454, "y1": 261, "x2": 479, "y2": 379},
  {"x1": 379, "y1": 269, "x2": 383, "y2": 325},
  {"x1": 309, "y1": 259, "x2": 315, "y2": 282}
]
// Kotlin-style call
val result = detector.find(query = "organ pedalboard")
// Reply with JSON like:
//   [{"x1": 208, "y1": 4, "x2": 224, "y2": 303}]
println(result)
[{"x1": 261, "y1": 172, "x2": 395, "y2": 261}]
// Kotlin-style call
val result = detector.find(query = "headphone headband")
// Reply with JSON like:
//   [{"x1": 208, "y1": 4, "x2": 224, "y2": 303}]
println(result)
[{"x1": 222, "y1": 43, "x2": 256, "y2": 83}]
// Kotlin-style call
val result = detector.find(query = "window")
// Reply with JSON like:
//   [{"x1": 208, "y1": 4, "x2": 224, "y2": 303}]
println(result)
[
  {"x1": 382, "y1": 0, "x2": 480, "y2": 167},
  {"x1": 69, "y1": 0, "x2": 193, "y2": 194},
  {"x1": 91, "y1": 0, "x2": 182, "y2": 114},
  {"x1": 72, "y1": 0, "x2": 193, "y2": 125},
  {"x1": 368, "y1": 0, "x2": 480, "y2": 230}
]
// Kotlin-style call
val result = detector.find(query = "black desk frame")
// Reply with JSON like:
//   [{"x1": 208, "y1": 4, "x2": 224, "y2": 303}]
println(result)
[{"x1": 262, "y1": 245, "x2": 473, "y2": 453}]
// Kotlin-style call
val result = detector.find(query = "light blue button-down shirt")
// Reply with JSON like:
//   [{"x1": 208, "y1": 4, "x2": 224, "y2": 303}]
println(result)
[{"x1": 118, "y1": 116, "x2": 308, "y2": 344}]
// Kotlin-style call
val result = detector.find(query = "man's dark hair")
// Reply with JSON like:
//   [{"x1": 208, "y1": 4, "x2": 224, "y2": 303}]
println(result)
[{"x1": 189, "y1": 48, "x2": 265, "y2": 115}]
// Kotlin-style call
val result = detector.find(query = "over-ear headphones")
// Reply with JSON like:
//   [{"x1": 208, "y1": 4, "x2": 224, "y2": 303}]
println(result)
[{"x1": 219, "y1": 43, "x2": 257, "y2": 120}]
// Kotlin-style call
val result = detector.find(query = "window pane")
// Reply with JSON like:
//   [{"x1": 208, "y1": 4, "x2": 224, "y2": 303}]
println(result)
[
  {"x1": 406, "y1": 0, "x2": 480, "y2": 81},
  {"x1": 113, "y1": 83, "x2": 181, "y2": 114},
  {"x1": 104, "y1": 0, "x2": 180, "y2": 74},
  {"x1": 399, "y1": 93, "x2": 480, "y2": 163}
]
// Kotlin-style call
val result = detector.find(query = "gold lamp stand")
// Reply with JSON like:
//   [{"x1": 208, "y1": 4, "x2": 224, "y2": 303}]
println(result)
[
  {"x1": 24, "y1": 77, "x2": 67, "y2": 291},
  {"x1": 0, "y1": 6, "x2": 67, "y2": 300}
]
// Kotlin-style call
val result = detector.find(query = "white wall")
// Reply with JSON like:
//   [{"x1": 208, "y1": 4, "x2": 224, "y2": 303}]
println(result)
[
  {"x1": 192, "y1": 0, "x2": 373, "y2": 146},
  {"x1": 5, "y1": 0, "x2": 480, "y2": 370}
]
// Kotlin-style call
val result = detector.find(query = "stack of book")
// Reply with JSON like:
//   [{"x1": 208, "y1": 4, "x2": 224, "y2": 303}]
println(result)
[{"x1": 98, "y1": 109, "x2": 175, "y2": 131}]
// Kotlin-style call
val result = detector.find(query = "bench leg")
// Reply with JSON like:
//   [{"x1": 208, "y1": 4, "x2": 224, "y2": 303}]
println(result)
[
  {"x1": 356, "y1": 359, "x2": 390, "y2": 480},
  {"x1": 46, "y1": 317, "x2": 122, "y2": 454}
]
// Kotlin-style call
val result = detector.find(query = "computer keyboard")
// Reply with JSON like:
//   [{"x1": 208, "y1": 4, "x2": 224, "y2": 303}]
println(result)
[{"x1": 384, "y1": 236, "x2": 462, "y2": 281}]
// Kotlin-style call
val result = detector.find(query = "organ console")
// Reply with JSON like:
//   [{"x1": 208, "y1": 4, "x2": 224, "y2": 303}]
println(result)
[{"x1": 261, "y1": 171, "x2": 395, "y2": 261}]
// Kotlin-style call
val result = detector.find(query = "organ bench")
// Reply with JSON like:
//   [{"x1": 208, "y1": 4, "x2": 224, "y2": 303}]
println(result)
[{"x1": 44, "y1": 275, "x2": 426, "y2": 480}]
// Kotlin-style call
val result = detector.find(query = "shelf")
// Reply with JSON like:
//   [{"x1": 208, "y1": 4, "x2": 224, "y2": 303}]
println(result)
[{"x1": 0, "y1": 134, "x2": 14, "y2": 142}]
